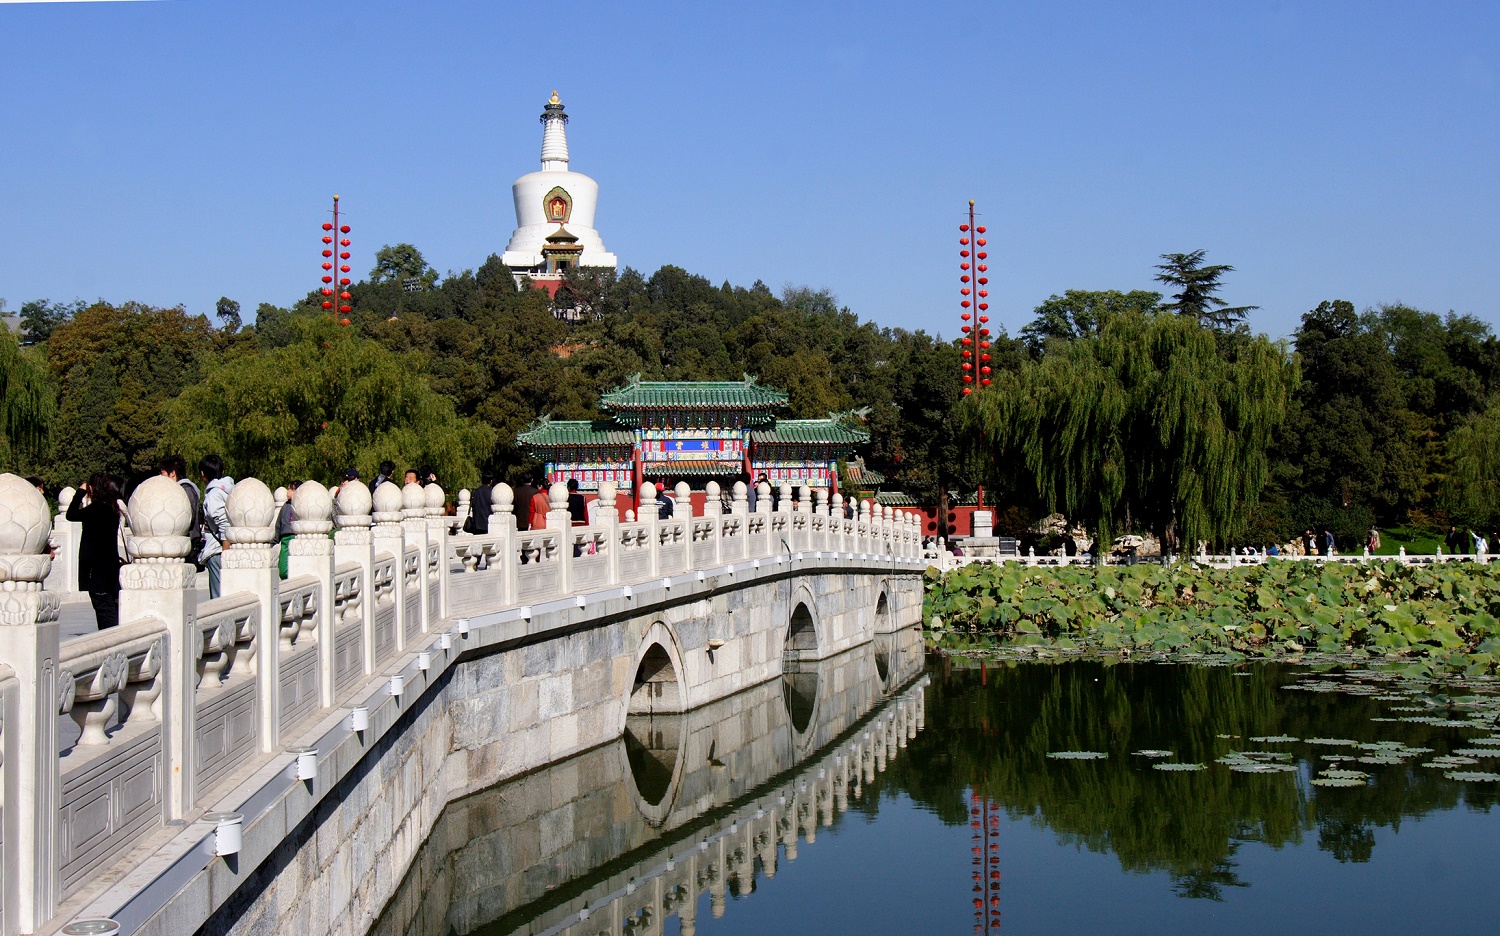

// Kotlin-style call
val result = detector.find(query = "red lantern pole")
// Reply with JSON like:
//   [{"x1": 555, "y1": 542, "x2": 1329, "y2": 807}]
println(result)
[{"x1": 320, "y1": 195, "x2": 354, "y2": 325}]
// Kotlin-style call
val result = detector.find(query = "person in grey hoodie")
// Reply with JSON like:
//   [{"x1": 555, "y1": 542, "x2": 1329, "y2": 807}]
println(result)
[{"x1": 198, "y1": 454, "x2": 235, "y2": 598}]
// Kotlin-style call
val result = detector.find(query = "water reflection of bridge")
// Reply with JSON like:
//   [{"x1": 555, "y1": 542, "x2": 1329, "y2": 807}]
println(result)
[{"x1": 371, "y1": 633, "x2": 927, "y2": 936}]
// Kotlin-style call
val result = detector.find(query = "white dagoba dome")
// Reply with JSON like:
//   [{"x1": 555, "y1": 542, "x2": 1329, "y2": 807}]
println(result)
[{"x1": 501, "y1": 91, "x2": 618, "y2": 277}]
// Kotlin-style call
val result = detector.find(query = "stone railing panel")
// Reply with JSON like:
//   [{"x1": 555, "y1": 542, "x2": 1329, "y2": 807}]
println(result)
[
  {"x1": 448, "y1": 536, "x2": 507, "y2": 618},
  {"x1": 56, "y1": 620, "x2": 168, "y2": 898},
  {"x1": 371, "y1": 554, "x2": 399, "y2": 668},
  {"x1": 332, "y1": 562, "x2": 366, "y2": 699},
  {"x1": 192, "y1": 593, "x2": 260, "y2": 797},
  {"x1": 720, "y1": 515, "x2": 745, "y2": 562},
  {"x1": 515, "y1": 530, "x2": 562, "y2": 603},
  {"x1": 277, "y1": 575, "x2": 321, "y2": 734},
  {"x1": 659, "y1": 520, "x2": 688, "y2": 575},
  {"x1": 618, "y1": 523, "x2": 653, "y2": 582},
  {"x1": 572, "y1": 529, "x2": 610, "y2": 591},
  {"x1": 402, "y1": 546, "x2": 423, "y2": 645}
]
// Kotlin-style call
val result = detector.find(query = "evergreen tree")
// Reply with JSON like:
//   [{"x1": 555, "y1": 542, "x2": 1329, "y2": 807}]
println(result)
[{"x1": 1155, "y1": 250, "x2": 1257, "y2": 331}]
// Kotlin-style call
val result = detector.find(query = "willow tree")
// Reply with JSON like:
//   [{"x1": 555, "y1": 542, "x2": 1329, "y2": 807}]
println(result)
[
  {"x1": 965, "y1": 312, "x2": 1295, "y2": 551},
  {"x1": 166, "y1": 318, "x2": 493, "y2": 489},
  {"x1": 0, "y1": 326, "x2": 56, "y2": 472},
  {"x1": 1443, "y1": 397, "x2": 1500, "y2": 528}
]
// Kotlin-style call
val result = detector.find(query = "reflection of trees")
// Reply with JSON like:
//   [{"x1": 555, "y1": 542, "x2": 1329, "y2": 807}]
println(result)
[{"x1": 884, "y1": 657, "x2": 1480, "y2": 896}]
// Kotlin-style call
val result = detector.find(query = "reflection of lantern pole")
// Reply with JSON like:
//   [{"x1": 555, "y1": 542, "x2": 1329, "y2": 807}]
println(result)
[
  {"x1": 959, "y1": 201, "x2": 992, "y2": 396},
  {"x1": 319, "y1": 195, "x2": 354, "y2": 326},
  {"x1": 970, "y1": 789, "x2": 1001, "y2": 934}
]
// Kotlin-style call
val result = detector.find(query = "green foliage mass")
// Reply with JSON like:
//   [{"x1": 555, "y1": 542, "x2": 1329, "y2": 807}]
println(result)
[
  {"x1": 0, "y1": 327, "x2": 56, "y2": 471},
  {"x1": 966, "y1": 311, "x2": 1296, "y2": 550},
  {"x1": 923, "y1": 561, "x2": 1500, "y2": 675},
  {"x1": 165, "y1": 318, "x2": 493, "y2": 489}
]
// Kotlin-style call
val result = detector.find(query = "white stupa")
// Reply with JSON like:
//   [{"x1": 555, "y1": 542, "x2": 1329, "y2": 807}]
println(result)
[{"x1": 501, "y1": 91, "x2": 618, "y2": 286}]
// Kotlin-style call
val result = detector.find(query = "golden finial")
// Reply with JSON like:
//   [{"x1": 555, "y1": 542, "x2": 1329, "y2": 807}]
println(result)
[{"x1": 549, "y1": 90, "x2": 560, "y2": 105}]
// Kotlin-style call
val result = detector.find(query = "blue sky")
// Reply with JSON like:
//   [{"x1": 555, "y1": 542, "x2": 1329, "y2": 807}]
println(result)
[{"x1": 2, "y1": 0, "x2": 1496, "y2": 340}]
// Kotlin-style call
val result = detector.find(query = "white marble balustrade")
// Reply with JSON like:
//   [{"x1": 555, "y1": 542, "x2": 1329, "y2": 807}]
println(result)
[{"x1": 0, "y1": 471, "x2": 922, "y2": 934}]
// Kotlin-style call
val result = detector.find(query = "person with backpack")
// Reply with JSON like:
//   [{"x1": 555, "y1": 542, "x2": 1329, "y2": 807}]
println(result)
[
  {"x1": 198, "y1": 454, "x2": 234, "y2": 598},
  {"x1": 160, "y1": 454, "x2": 203, "y2": 565}
]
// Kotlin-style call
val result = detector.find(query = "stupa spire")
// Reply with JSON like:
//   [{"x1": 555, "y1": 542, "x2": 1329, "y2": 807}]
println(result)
[{"x1": 540, "y1": 90, "x2": 570, "y2": 171}]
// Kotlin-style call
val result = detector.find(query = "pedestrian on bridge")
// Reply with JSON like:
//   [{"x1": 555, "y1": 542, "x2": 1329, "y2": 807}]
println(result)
[{"x1": 67, "y1": 472, "x2": 125, "y2": 631}]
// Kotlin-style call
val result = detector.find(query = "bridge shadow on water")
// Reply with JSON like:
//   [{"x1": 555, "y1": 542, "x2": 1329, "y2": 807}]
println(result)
[{"x1": 369, "y1": 629, "x2": 926, "y2": 936}]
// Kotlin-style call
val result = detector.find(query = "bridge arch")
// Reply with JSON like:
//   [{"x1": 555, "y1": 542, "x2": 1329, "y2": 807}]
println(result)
[
  {"x1": 626, "y1": 620, "x2": 688, "y2": 719},
  {"x1": 783, "y1": 584, "x2": 821, "y2": 662}
]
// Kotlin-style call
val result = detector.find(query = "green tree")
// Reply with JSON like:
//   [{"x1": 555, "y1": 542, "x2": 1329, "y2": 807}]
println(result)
[
  {"x1": 165, "y1": 318, "x2": 493, "y2": 489},
  {"x1": 215, "y1": 296, "x2": 242, "y2": 333},
  {"x1": 19, "y1": 298, "x2": 82, "y2": 345},
  {"x1": 45, "y1": 301, "x2": 216, "y2": 483},
  {"x1": 1155, "y1": 251, "x2": 1257, "y2": 331},
  {"x1": 369, "y1": 243, "x2": 439, "y2": 291},
  {"x1": 1020, "y1": 290, "x2": 1163, "y2": 356},
  {"x1": 966, "y1": 311, "x2": 1295, "y2": 550},
  {"x1": 0, "y1": 327, "x2": 56, "y2": 472},
  {"x1": 1443, "y1": 396, "x2": 1500, "y2": 528}
]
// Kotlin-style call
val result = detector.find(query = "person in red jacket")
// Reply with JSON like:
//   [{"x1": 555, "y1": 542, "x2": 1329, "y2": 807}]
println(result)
[{"x1": 528, "y1": 473, "x2": 552, "y2": 532}]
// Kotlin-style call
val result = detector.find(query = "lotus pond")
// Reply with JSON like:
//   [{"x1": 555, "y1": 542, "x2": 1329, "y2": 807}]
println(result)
[{"x1": 369, "y1": 650, "x2": 1500, "y2": 935}]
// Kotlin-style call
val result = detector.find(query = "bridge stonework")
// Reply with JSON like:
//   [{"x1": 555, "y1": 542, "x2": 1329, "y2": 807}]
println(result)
[{"x1": 0, "y1": 474, "x2": 924, "y2": 936}]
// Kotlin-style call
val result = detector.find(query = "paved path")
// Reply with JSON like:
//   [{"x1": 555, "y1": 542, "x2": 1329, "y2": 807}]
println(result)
[{"x1": 58, "y1": 590, "x2": 210, "y2": 642}]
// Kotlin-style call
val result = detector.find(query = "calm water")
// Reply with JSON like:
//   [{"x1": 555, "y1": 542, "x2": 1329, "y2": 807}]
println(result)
[{"x1": 371, "y1": 649, "x2": 1500, "y2": 935}]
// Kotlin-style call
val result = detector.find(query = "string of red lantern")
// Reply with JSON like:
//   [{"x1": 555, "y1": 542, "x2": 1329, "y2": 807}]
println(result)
[
  {"x1": 959, "y1": 200, "x2": 992, "y2": 396},
  {"x1": 319, "y1": 194, "x2": 353, "y2": 326},
  {"x1": 970, "y1": 790, "x2": 1002, "y2": 934}
]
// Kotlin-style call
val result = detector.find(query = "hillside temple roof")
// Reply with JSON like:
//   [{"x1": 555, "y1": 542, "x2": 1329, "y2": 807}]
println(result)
[{"x1": 600, "y1": 376, "x2": 788, "y2": 413}]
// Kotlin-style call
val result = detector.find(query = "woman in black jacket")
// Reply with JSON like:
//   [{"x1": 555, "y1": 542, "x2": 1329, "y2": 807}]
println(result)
[{"x1": 66, "y1": 472, "x2": 125, "y2": 630}]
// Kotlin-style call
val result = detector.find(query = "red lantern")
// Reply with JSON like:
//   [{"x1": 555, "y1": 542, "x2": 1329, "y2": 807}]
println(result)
[
  {"x1": 322, "y1": 288, "x2": 333, "y2": 296},
  {"x1": 976, "y1": 226, "x2": 986, "y2": 234},
  {"x1": 963, "y1": 375, "x2": 974, "y2": 383},
  {"x1": 961, "y1": 262, "x2": 970, "y2": 270},
  {"x1": 960, "y1": 249, "x2": 970, "y2": 258},
  {"x1": 978, "y1": 277, "x2": 988, "y2": 285},
  {"x1": 960, "y1": 237, "x2": 970, "y2": 246},
  {"x1": 981, "y1": 366, "x2": 991, "y2": 374},
  {"x1": 962, "y1": 387, "x2": 972, "y2": 395},
  {"x1": 322, "y1": 223, "x2": 333, "y2": 231},
  {"x1": 979, "y1": 328, "x2": 990, "y2": 336},
  {"x1": 340, "y1": 238, "x2": 350, "y2": 247},
  {"x1": 322, "y1": 249, "x2": 333, "y2": 257},
  {"x1": 962, "y1": 362, "x2": 972, "y2": 371},
  {"x1": 339, "y1": 277, "x2": 350, "y2": 285},
  {"x1": 961, "y1": 300, "x2": 971, "y2": 308},
  {"x1": 979, "y1": 315, "x2": 988, "y2": 323},
  {"x1": 981, "y1": 378, "x2": 991, "y2": 386},
  {"x1": 962, "y1": 337, "x2": 972, "y2": 345},
  {"x1": 340, "y1": 318, "x2": 351, "y2": 326},
  {"x1": 959, "y1": 223, "x2": 970, "y2": 232},
  {"x1": 322, "y1": 301, "x2": 333, "y2": 310},
  {"x1": 339, "y1": 291, "x2": 351, "y2": 300},
  {"x1": 977, "y1": 252, "x2": 987, "y2": 260},
  {"x1": 977, "y1": 264, "x2": 988, "y2": 273},
  {"x1": 977, "y1": 238, "x2": 987, "y2": 247},
  {"x1": 979, "y1": 290, "x2": 988, "y2": 298},
  {"x1": 339, "y1": 305, "x2": 351, "y2": 313},
  {"x1": 981, "y1": 353, "x2": 990, "y2": 362},
  {"x1": 323, "y1": 262, "x2": 333, "y2": 270},
  {"x1": 339, "y1": 252, "x2": 350, "y2": 260},
  {"x1": 980, "y1": 341, "x2": 990, "y2": 349},
  {"x1": 978, "y1": 303, "x2": 989, "y2": 311},
  {"x1": 961, "y1": 275, "x2": 971, "y2": 283},
  {"x1": 340, "y1": 225, "x2": 350, "y2": 233},
  {"x1": 961, "y1": 288, "x2": 970, "y2": 296},
  {"x1": 962, "y1": 325, "x2": 972, "y2": 332},
  {"x1": 322, "y1": 275, "x2": 333, "y2": 283},
  {"x1": 322, "y1": 236, "x2": 333, "y2": 244},
  {"x1": 339, "y1": 265, "x2": 350, "y2": 273},
  {"x1": 962, "y1": 349, "x2": 972, "y2": 357},
  {"x1": 961, "y1": 312, "x2": 971, "y2": 320}
]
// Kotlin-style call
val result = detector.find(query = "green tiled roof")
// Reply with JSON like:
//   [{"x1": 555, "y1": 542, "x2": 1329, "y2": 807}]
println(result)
[
  {"x1": 876, "y1": 492, "x2": 921, "y2": 507},
  {"x1": 841, "y1": 457, "x2": 885, "y2": 486},
  {"x1": 517, "y1": 418, "x2": 636, "y2": 448},
  {"x1": 751, "y1": 419, "x2": 870, "y2": 446},
  {"x1": 601, "y1": 375, "x2": 788, "y2": 411}
]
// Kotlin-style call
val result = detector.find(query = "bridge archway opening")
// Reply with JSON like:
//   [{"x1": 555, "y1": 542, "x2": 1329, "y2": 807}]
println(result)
[
  {"x1": 624, "y1": 714, "x2": 681, "y2": 810},
  {"x1": 782, "y1": 665, "x2": 819, "y2": 735},
  {"x1": 784, "y1": 602, "x2": 818, "y2": 660},
  {"x1": 875, "y1": 591, "x2": 889, "y2": 631},
  {"x1": 630, "y1": 642, "x2": 682, "y2": 715}
]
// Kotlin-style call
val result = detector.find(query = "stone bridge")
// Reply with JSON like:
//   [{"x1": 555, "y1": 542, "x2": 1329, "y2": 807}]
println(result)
[{"x1": 0, "y1": 473, "x2": 925, "y2": 935}]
